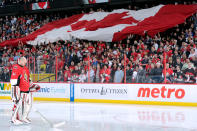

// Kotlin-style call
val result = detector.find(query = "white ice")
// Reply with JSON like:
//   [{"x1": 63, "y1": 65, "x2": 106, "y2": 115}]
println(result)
[{"x1": 0, "y1": 99, "x2": 197, "y2": 131}]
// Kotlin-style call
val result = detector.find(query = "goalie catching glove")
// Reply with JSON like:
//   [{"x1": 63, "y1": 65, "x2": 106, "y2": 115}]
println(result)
[{"x1": 29, "y1": 84, "x2": 41, "y2": 92}]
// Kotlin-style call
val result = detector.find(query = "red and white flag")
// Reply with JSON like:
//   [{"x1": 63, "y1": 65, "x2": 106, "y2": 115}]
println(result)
[
  {"x1": 1, "y1": 4, "x2": 197, "y2": 47},
  {"x1": 31, "y1": 2, "x2": 50, "y2": 10},
  {"x1": 83, "y1": 0, "x2": 110, "y2": 4}
]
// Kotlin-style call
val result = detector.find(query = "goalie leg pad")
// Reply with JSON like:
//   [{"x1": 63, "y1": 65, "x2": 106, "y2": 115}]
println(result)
[
  {"x1": 11, "y1": 86, "x2": 20, "y2": 102},
  {"x1": 11, "y1": 94, "x2": 23, "y2": 123},
  {"x1": 16, "y1": 92, "x2": 32, "y2": 123},
  {"x1": 22, "y1": 92, "x2": 32, "y2": 123},
  {"x1": 12, "y1": 93, "x2": 32, "y2": 123}
]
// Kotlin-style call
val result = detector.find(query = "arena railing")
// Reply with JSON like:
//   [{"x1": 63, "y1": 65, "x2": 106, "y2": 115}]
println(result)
[{"x1": 27, "y1": 54, "x2": 56, "y2": 83}]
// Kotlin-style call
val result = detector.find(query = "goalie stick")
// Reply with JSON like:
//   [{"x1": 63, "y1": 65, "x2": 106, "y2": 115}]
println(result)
[{"x1": 31, "y1": 84, "x2": 65, "y2": 128}]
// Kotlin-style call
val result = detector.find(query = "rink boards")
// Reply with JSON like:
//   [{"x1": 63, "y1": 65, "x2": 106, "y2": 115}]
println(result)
[{"x1": 0, "y1": 82, "x2": 197, "y2": 106}]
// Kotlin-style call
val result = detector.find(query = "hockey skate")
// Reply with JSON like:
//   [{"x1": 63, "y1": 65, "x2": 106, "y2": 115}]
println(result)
[
  {"x1": 22, "y1": 118, "x2": 31, "y2": 124},
  {"x1": 11, "y1": 118, "x2": 23, "y2": 125}
]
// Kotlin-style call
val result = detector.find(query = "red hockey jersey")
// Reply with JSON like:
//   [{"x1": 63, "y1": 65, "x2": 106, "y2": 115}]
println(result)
[{"x1": 11, "y1": 64, "x2": 30, "y2": 92}]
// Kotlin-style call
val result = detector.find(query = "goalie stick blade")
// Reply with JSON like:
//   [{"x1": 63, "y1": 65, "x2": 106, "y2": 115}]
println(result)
[
  {"x1": 33, "y1": 107, "x2": 65, "y2": 128},
  {"x1": 52, "y1": 121, "x2": 66, "y2": 128},
  {"x1": 33, "y1": 107, "x2": 53, "y2": 126}
]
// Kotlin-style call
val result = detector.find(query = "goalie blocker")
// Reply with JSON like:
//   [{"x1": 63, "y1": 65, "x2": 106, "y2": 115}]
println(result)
[{"x1": 30, "y1": 83, "x2": 41, "y2": 92}]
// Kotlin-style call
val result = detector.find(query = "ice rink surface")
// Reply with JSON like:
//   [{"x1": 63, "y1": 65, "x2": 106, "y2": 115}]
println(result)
[{"x1": 0, "y1": 99, "x2": 197, "y2": 131}]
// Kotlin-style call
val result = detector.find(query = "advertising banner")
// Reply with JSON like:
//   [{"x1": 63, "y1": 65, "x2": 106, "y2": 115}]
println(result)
[
  {"x1": 0, "y1": 83, "x2": 11, "y2": 97},
  {"x1": 0, "y1": 82, "x2": 196, "y2": 105},
  {"x1": 75, "y1": 83, "x2": 128, "y2": 100},
  {"x1": 74, "y1": 84, "x2": 197, "y2": 103},
  {"x1": 129, "y1": 84, "x2": 197, "y2": 102},
  {"x1": 34, "y1": 83, "x2": 70, "y2": 99},
  {"x1": 0, "y1": 82, "x2": 70, "y2": 101}
]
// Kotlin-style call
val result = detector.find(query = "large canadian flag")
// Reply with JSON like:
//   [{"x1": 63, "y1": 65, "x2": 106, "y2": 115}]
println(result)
[
  {"x1": 0, "y1": 4, "x2": 197, "y2": 47},
  {"x1": 31, "y1": 2, "x2": 50, "y2": 10}
]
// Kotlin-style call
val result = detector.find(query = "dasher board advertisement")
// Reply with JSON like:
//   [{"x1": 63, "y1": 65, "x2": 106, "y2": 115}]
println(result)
[
  {"x1": 74, "y1": 83, "x2": 197, "y2": 103},
  {"x1": 33, "y1": 83, "x2": 70, "y2": 99}
]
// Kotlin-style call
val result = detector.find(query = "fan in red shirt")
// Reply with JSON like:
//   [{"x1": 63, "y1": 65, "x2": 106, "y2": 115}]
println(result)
[
  {"x1": 69, "y1": 61, "x2": 75, "y2": 70},
  {"x1": 43, "y1": 51, "x2": 49, "y2": 64},
  {"x1": 145, "y1": 59, "x2": 152, "y2": 71},
  {"x1": 130, "y1": 48, "x2": 138, "y2": 58},
  {"x1": 64, "y1": 66, "x2": 71, "y2": 82},
  {"x1": 58, "y1": 58, "x2": 64, "y2": 70},
  {"x1": 97, "y1": 41, "x2": 106, "y2": 49},
  {"x1": 17, "y1": 49, "x2": 25, "y2": 56},
  {"x1": 88, "y1": 42, "x2": 94, "y2": 53},
  {"x1": 163, "y1": 63, "x2": 173, "y2": 83},
  {"x1": 151, "y1": 54, "x2": 160, "y2": 64},
  {"x1": 8, "y1": 55, "x2": 14, "y2": 63},
  {"x1": 100, "y1": 65, "x2": 111, "y2": 83}
]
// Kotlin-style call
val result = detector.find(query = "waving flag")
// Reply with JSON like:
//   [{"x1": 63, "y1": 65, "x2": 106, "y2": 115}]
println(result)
[
  {"x1": 31, "y1": 2, "x2": 50, "y2": 10},
  {"x1": 1, "y1": 4, "x2": 197, "y2": 47},
  {"x1": 83, "y1": 0, "x2": 110, "y2": 4}
]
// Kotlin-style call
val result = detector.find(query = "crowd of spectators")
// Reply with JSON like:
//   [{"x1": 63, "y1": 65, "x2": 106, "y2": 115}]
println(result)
[
  {"x1": 0, "y1": 1, "x2": 196, "y2": 83},
  {"x1": 0, "y1": 13, "x2": 64, "y2": 43}
]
